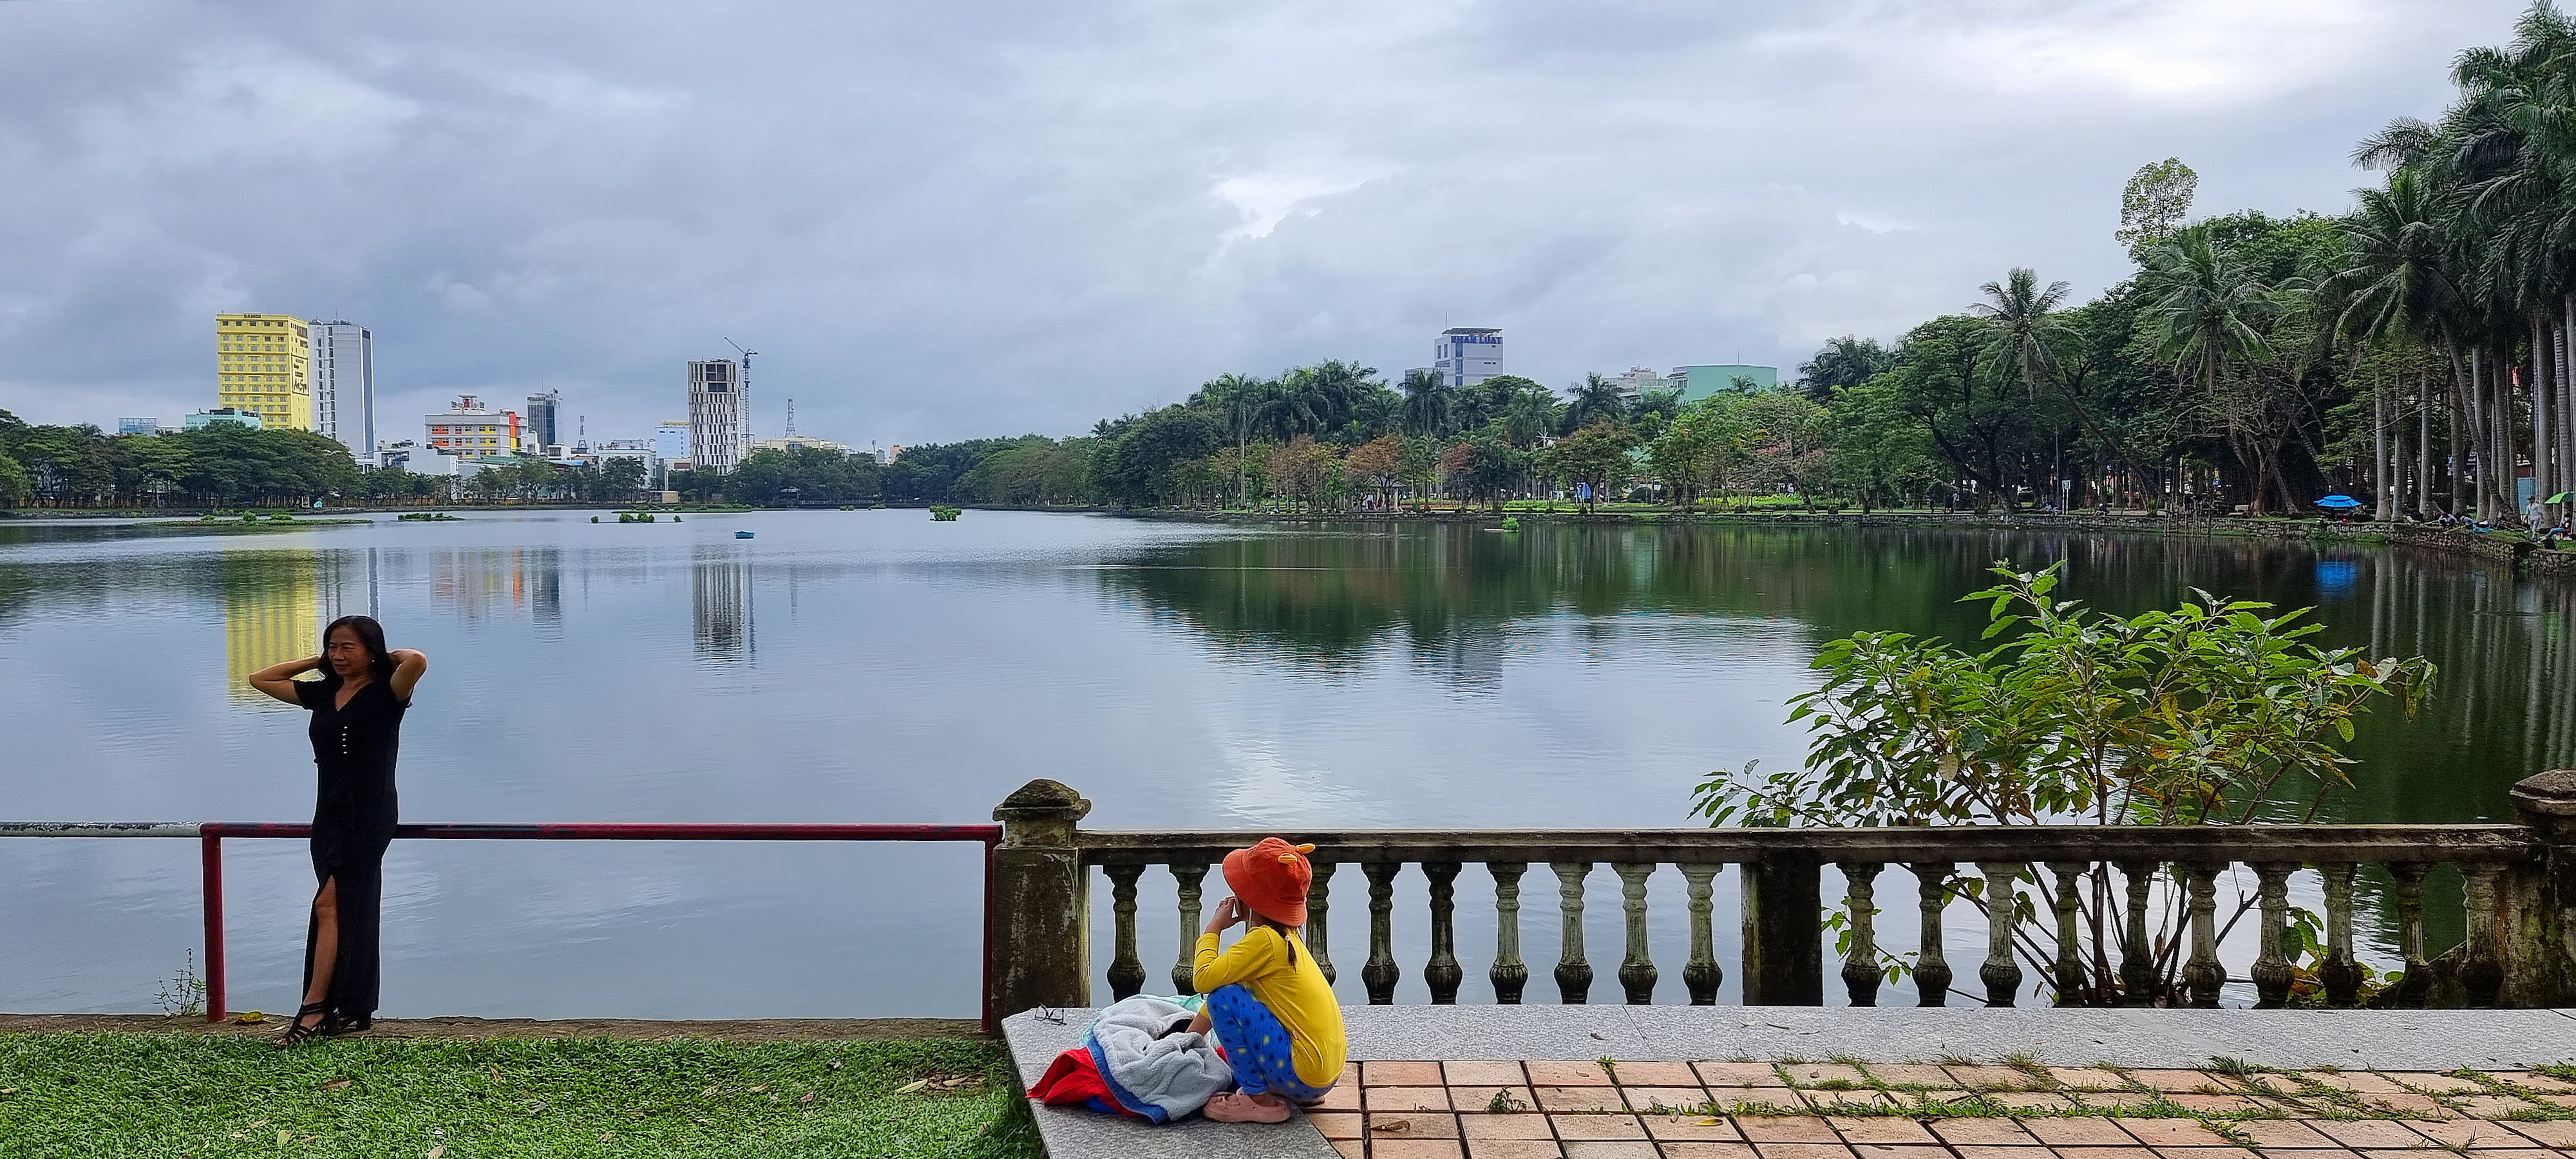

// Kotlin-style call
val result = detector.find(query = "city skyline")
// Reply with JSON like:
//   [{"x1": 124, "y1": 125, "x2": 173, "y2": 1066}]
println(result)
[{"x1": 0, "y1": 0, "x2": 2532, "y2": 448}]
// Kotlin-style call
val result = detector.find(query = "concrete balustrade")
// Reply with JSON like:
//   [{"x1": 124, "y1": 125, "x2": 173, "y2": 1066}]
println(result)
[{"x1": 985, "y1": 771, "x2": 2576, "y2": 1020}]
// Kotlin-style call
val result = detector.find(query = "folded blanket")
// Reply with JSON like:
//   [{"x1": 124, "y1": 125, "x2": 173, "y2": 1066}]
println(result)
[{"x1": 1083, "y1": 995, "x2": 1234, "y2": 1123}]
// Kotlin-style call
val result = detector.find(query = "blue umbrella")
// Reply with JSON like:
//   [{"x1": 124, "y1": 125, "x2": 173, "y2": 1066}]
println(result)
[{"x1": 2315, "y1": 495, "x2": 2363, "y2": 509}]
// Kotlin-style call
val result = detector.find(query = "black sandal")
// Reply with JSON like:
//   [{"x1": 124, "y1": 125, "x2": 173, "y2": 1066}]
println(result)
[
  {"x1": 274, "y1": 1002, "x2": 330, "y2": 1048},
  {"x1": 319, "y1": 1012, "x2": 372, "y2": 1037}
]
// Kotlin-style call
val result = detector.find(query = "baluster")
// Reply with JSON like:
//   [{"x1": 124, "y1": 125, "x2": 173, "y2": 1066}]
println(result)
[
  {"x1": 1170, "y1": 862, "x2": 1208, "y2": 995},
  {"x1": 1911, "y1": 863, "x2": 1951, "y2": 1007},
  {"x1": 1306, "y1": 861, "x2": 1337, "y2": 985},
  {"x1": 1679, "y1": 863, "x2": 1723, "y2": 1005},
  {"x1": 1553, "y1": 862, "x2": 1595, "y2": 1004},
  {"x1": 2118, "y1": 861, "x2": 2156, "y2": 1006},
  {"x1": 1839, "y1": 862, "x2": 1883, "y2": 1007},
  {"x1": 1976, "y1": 860, "x2": 2023, "y2": 1007},
  {"x1": 2181, "y1": 863, "x2": 2224, "y2": 1008},
  {"x1": 2250, "y1": 863, "x2": 2296, "y2": 1008},
  {"x1": 1615, "y1": 863, "x2": 1658, "y2": 1004},
  {"x1": 2318, "y1": 862, "x2": 2361, "y2": 1007},
  {"x1": 2461, "y1": 863, "x2": 2506, "y2": 1008},
  {"x1": 1424, "y1": 862, "x2": 1463, "y2": 1004},
  {"x1": 2392, "y1": 863, "x2": 2430, "y2": 1007},
  {"x1": 1489, "y1": 862, "x2": 1530, "y2": 1003},
  {"x1": 1361, "y1": 862, "x2": 1401, "y2": 1004},
  {"x1": 2047, "y1": 861, "x2": 2086, "y2": 1006},
  {"x1": 1104, "y1": 864, "x2": 1146, "y2": 1001}
]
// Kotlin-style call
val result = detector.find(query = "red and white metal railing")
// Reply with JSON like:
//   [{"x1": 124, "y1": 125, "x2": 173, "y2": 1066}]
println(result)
[{"x1": 0, "y1": 820, "x2": 1004, "y2": 1033}]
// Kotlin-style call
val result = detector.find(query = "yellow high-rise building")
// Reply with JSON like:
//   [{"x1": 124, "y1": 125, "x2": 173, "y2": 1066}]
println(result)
[{"x1": 215, "y1": 313, "x2": 314, "y2": 431}]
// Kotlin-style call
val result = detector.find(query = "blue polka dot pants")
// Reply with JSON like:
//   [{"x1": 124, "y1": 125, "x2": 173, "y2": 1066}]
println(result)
[{"x1": 1206, "y1": 984, "x2": 1332, "y2": 1102}]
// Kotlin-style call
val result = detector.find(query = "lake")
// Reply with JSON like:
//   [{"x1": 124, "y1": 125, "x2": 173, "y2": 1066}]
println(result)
[{"x1": 1, "y1": 511, "x2": 2562, "y2": 1017}]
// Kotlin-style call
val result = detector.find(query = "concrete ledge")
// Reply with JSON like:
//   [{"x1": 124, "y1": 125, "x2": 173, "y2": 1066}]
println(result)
[{"x1": 1001, "y1": 1008, "x2": 1340, "y2": 1159}]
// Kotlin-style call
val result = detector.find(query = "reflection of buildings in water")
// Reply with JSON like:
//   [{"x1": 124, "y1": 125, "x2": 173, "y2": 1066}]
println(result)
[
  {"x1": 692, "y1": 550, "x2": 756, "y2": 663},
  {"x1": 223, "y1": 552, "x2": 320, "y2": 703},
  {"x1": 1412, "y1": 625, "x2": 1506, "y2": 694},
  {"x1": 428, "y1": 547, "x2": 565, "y2": 625}
]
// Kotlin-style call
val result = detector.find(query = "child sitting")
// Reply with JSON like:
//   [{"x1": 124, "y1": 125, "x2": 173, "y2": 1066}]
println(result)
[{"x1": 1187, "y1": 836, "x2": 1347, "y2": 1124}]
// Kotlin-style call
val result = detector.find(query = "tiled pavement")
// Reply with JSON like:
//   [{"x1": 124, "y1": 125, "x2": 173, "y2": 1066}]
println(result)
[
  {"x1": 1307, "y1": 1058, "x2": 2576, "y2": 1158},
  {"x1": 1000, "y1": 1007, "x2": 2576, "y2": 1159}
]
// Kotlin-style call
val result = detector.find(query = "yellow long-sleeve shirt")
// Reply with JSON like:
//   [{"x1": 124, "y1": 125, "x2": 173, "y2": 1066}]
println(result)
[{"x1": 1194, "y1": 926, "x2": 1347, "y2": 1089}]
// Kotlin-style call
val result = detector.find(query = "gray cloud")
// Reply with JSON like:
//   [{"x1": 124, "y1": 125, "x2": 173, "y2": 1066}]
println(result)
[{"x1": 0, "y1": 0, "x2": 2529, "y2": 446}]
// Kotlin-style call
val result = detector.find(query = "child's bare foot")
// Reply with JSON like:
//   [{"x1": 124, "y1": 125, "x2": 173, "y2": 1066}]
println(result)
[{"x1": 1204, "y1": 1091, "x2": 1293, "y2": 1123}]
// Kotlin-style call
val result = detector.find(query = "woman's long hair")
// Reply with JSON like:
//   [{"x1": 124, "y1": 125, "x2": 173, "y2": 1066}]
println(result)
[{"x1": 317, "y1": 615, "x2": 396, "y2": 690}]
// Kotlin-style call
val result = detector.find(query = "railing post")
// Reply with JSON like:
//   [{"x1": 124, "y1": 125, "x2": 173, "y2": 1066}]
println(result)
[
  {"x1": 1740, "y1": 853, "x2": 1823, "y2": 1005},
  {"x1": 990, "y1": 779, "x2": 1092, "y2": 1019},
  {"x1": 201, "y1": 831, "x2": 227, "y2": 1024},
  {"x1": 2506, "y1": 771, "x2": 2576, "y2": 1006}
]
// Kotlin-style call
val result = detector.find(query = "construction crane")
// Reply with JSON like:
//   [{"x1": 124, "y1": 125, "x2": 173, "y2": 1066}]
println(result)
[{"x1": 724, "y1": 336, "x2": 758, "y2": 457}]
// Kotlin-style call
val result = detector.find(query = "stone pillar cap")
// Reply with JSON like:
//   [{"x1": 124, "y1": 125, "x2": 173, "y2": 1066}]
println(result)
[
  {"x1": 2509, "y1": 770, "x2": 2576, "y2": 816},
  {"x1": 994, "y1": 778, "x2": 1092, "y2": 824}
]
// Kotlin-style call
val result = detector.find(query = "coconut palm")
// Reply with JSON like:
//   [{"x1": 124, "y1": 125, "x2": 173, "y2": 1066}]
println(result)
[
  {"x1": 2330, "y1": 168, "x2": 2465, "y2": 519},
  {"x1": 1562, "y1": 373, "x2": 1628, "y2": 433},
  {"x1": 1798, "y1": 335, "x2": 1897, "y2": 402},
  {"x1": 2141, "y1": 233, "x2": 2284, "y2": 511},
  {"x1": 1400, "y1": 369, "x2": 1454, "y2": 438}
]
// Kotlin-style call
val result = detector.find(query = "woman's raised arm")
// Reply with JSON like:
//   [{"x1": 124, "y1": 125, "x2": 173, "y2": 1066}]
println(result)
[
  {"x1": 389, "y1": 649, "x2": 430, "y2": 703},
  {"x1": 248, "y1": 655, "x2": 321, "y2": 706}
]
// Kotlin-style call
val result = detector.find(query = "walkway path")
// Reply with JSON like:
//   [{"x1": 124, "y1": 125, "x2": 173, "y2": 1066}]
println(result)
[{"x1": 1002, "y1": 1006, "x2": 2576, "y2": 1159}]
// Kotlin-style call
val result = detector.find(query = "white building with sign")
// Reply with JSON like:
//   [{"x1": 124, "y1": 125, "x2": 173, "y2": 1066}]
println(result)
[{"x1": 1434, "y1": 327, "x2": 1503, "y2": 389}]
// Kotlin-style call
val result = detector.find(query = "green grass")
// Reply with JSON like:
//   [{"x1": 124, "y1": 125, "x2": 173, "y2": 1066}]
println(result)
[{"x1": 0, "y1": 1033, "x2": 1037, "y2": 1159}]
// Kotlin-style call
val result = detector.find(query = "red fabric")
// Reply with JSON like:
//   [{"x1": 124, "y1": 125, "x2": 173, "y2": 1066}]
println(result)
[
  {"x1": 1029, "y1": 1048, "x2": 1110, "y2": 1106},
  {"x1": 1222, "y1": 837, "x2": 1315, "y2": 926}
]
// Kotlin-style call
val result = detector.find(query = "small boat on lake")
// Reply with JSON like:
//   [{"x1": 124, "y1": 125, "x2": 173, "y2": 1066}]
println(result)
[{"x1": 735, "y1": 530, "x2": 755, "y2": 539}]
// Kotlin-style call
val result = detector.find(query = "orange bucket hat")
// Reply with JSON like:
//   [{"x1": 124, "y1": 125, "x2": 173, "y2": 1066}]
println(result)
[{"x1": 1222, "y1": 836, "x2": 1316, "y2": 927}]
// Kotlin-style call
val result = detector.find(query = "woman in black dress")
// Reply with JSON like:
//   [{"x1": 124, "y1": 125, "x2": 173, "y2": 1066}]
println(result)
[{"x1": 249, "y1": 615, "x2": 429, "y2": 1047}]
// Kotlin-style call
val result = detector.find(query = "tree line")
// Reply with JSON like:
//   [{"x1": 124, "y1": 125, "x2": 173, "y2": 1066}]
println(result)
[{"x1": 866, "y1": 4, "x2": 2576, "y2": 521}]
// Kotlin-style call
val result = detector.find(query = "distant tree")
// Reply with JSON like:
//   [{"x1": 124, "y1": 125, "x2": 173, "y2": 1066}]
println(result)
[
  {"x1": 1343, "y1": 435, "x2": 1403, "y2": 507},
  {"x1": 1544, "y1": 420, "x2": 1641, "y2": 509},
  {"x1": 2117, "y1": 157, "x2": 2199, "y2": 259},
  {"x1": 600, "y1": 457, "x2": 648, "y2": 501},
  {"x1": 1796, "y1": 336, "x2": 1897, "y2": 402},
  {"x1": 1562, "y1": 373, "x2": 1628, "y2": 431}
]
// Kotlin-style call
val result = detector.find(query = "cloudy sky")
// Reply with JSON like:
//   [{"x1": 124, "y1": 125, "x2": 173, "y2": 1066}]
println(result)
[{"x1": 0, "y1": 0, "x2": 2533, "y2": 448}]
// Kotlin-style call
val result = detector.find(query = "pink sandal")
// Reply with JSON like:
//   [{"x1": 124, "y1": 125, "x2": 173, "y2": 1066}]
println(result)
[{"x1": 1203, "y1": 1091, "x2": 1293, "y2": 1123}]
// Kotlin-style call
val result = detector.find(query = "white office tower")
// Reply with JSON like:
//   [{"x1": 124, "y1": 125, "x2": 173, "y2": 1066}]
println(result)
[
  {"x1": 687, "y1": 359, "x2": 744, "y2": 474},
  {"x1": 310, "y1": 321, "x2": 374, "y2": 460},
  {"x1": 1434, "y1": 327, "x2": 1503, "y2": 389}
]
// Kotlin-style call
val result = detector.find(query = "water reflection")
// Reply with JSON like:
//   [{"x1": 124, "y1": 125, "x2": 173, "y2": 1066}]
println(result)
[
  {"x1": 221, "y1": 552, "x2": 319, "y2": 703},
  {"x1": 7, "y1": 513, "x2": 2576, "y2": 1014},
  {"x1": 692, "y1": 549, "x2": 755, "y2": 663},
  {"x1": 430, "y1": 547, "x2": 566, "y2": 625}
]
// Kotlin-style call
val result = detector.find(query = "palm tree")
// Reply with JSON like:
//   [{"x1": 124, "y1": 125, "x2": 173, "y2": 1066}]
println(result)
[
  {"x1": 2331, "y1": 167, "x2": 2464, "y2": 519},
  {"x1": 1971, "y1": 268, "x2": 2146, "y2": 495},
  {"x1": 1971, "y1": 269, "x2": 2074, "y2": 400},
  {"x1": 1797, "y1": 335, "x2": 1896, "y2": 401},
  {"x1": 2140, "y1": 233, "x2": 2281, "y2": 512},
  {"x1": 1399, "y1": 368, "x2": 1454, "y2": 438},
  {"x1": 1562, "y1": 373, "x2": 1627, "y2": 432},
  {"x1": 1196, "y1": 373, "x2": 1271, "y2": 507},
  {"x1": 1502, "y1": 390, "x2": 1561, "y2": 448}
]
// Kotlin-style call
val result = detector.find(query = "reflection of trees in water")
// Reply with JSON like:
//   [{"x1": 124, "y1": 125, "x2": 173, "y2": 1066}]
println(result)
[{"x1": 692, "y1": 548, "x2": 755, "y2": 663}]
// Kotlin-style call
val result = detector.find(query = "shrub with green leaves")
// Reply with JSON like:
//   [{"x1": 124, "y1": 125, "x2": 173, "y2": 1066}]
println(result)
[{"x1": 1691, "y1": 561, "x2": 2434, "y2": 1004}]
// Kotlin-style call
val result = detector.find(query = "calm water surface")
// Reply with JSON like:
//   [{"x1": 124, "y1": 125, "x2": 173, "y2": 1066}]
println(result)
[{"x1": 0, "y1": 511, "x2": 2562, "y2": 1015}]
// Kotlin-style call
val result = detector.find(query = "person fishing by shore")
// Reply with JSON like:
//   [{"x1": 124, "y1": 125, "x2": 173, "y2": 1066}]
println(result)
[{"x1": 248, "y1": 616, "x2": 428, "y2": 1048}]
